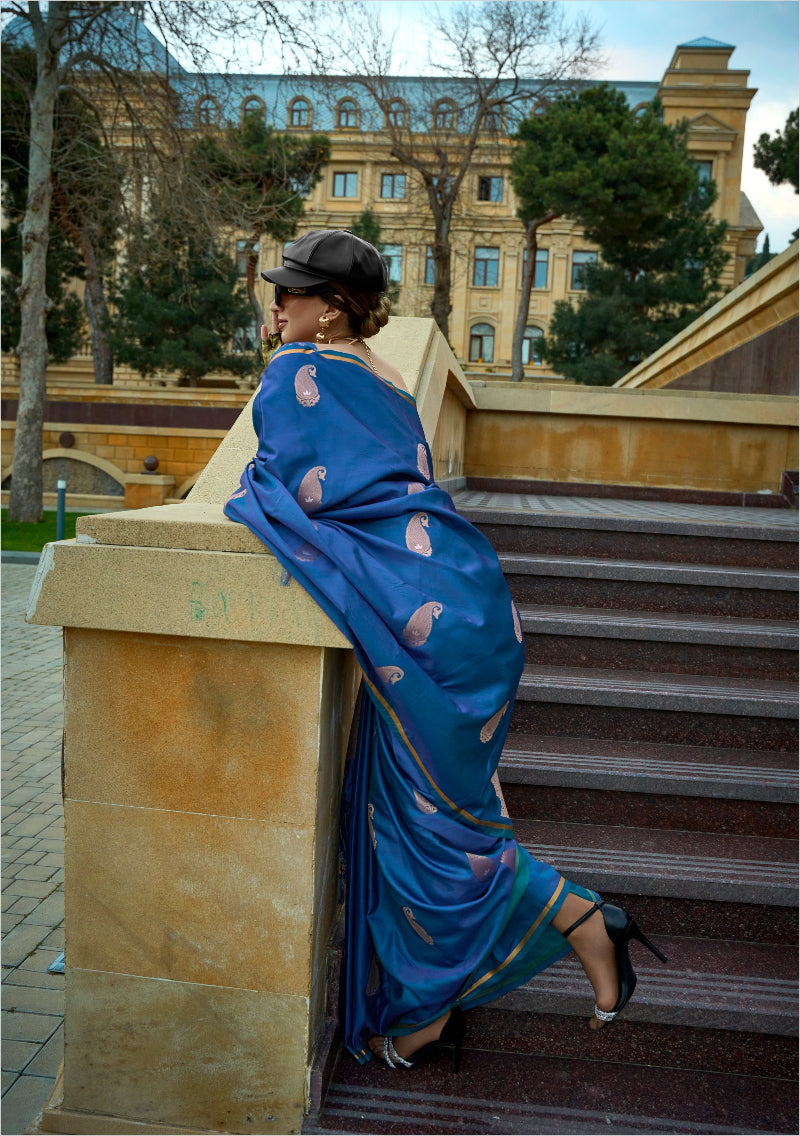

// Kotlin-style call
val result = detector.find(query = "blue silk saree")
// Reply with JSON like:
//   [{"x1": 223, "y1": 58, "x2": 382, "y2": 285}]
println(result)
[{"x1": 224, "y1": 342, "x2": 594, "y2": 1063}]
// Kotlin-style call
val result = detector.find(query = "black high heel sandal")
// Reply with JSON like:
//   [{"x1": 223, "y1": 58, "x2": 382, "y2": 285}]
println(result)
[
  {"x1": 379, "y1": 1006, "x2": 467, "y2": 1072},
  {"x1": 561, "y1": 899, "x2": 668, "y2": 1025}
]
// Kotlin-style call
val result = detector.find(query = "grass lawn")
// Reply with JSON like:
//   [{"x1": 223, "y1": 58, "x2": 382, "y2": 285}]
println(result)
[{"x1": 1, "y1": 509, "x2": 90, "y2": 552}]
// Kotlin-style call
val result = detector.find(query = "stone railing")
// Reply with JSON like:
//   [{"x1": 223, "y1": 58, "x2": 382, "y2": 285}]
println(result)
[
  {"x1": 614, "y1": 240, "x2": 799, "y2": 392},
  {"x1": 25, "y1": 318, "x2": 472, "y2": 1136},
  {"x1": 465, "y1": 380, "x2": 798, "y2": 495}
]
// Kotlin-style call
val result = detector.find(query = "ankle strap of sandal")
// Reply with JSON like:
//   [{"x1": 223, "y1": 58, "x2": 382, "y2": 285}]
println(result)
[{"x1": 561, "y1": 899, "x2": 605, "y2": 940}]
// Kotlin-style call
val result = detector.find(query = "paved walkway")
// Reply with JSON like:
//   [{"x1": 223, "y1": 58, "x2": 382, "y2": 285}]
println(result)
[{"x1": 2, "y1": 564, "x2": 65, "y2": 1136}]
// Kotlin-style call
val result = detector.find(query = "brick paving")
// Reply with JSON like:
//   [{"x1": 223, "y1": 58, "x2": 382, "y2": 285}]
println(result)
[{"x1": 2, "y1": 564, "x2": 65, "y2": 1136}]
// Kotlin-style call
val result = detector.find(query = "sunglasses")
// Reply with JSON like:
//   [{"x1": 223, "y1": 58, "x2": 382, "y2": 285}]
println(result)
[{"x1": 274, "y1": 283, "x2": 335, "y2": 305}]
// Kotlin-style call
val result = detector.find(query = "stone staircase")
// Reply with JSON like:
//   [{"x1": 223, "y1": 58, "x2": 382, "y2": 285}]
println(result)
[{"x1": 306, "y1": 489, "x2": 798, "y2": 1136}]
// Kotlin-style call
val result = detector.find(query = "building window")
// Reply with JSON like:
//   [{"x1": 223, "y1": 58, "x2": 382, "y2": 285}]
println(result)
[
  {"x1": 433, "y1": 99, "x2": 456, "y2": 130},
  {"x1": 232, "y1": 321, "x2": 258, "y2": 353},
  {"x1": 469, "y1": 323, "x2": 495, "y2": 364},
  {"x1": 522, "y1": 247, "x2": 549, "y2": 289},
  {"x1": 332, "y1": 171, "x2": 358, "y2": 198},
  {"x1": 695, "y1": 160, "x2": 713, "y2": 182},
  {"x1": 473, "y1": 246, "x2": 499, "y2": 287},
  {"x1": 386, "y1": 99, "x2": 407, "y2": 128},
  {"x1": 380, "y1": 244, "x2": 402, "y2": 283},
  {"x1": 241, "y1": 96, "x2": 264, "y2": 122},
  {"x1": 425, "y1": 245, "x2": 436, "y2": 285},
  {"x1": 571, "y1": 251, "x2": 597, "y2": 290},
  {"x1": 478, "y1": 176, "x2": 503, "y2": 202},
  {"x1": 337, "y1": 98, "x2": 359, "y2": 128},
  {"x1": 289, "y1": 97, "x2": 311, "y2": 127},
  {"x1": 196, "y1": 97, "x2": 218, "y2": 127},
  {"x1": 235, "y1": 239, "x2": 259, "y2": 276},
  {"x1": 381, "y1": 173, "x2": 406, "y2": 199},
  {"x1": 483, "y1": 105, "x2": 503, "y2": 132},
  {"x1": 522, "y1": 326, "x2": 544, "y2": 366}
]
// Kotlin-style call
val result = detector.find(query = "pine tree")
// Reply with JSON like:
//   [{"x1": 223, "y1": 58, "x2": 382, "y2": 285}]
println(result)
[
  {"x1": 350, "y1": 209, "x2": 401, "y2": 307},
  {"x1": 111, "y1": 210, "x2": 256, "y2": 386},
  {"x1": 187, "y1": 115, "x2": 330, "y2": 326},
  {"x1": 543, "y1": 172, "x2": 729, "y2": 385},
  {"x1": 746, "y1": 234, "x2": 775, "y2": 277},
  {"x1": 754, "y1": 109, "x2": 798, "y2": 193},
  {"x1": 514, "y1": 93, "x2": 730, "y2": 386}
]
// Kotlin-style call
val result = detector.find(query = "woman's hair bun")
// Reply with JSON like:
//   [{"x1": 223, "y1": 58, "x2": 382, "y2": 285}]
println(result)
[
  {"x1": 359, "y1": 293, "x2": 392, "y2": 338},
  {"x1": 327, "y1": 281, "x2": 391, "y2": 339}
]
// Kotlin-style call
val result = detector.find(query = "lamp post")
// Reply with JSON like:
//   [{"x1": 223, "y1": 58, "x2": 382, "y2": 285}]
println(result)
[{"x1": 56, "y1": 478, "x2": 67, "y2": 541}]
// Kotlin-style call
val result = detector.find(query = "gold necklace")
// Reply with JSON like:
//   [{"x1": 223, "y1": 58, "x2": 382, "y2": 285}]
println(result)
[{"x1": 326, "y1": 335, "x2": 381, "y2": 377}]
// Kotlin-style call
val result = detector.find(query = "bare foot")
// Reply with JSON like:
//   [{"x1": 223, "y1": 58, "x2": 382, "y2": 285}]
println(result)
[
  {"x1": 552, "y1": 895, "x2": 619, "y2": 1029},
  {"x1": 369, "y1": 1010, "x2": 451, "y2": 1062}
]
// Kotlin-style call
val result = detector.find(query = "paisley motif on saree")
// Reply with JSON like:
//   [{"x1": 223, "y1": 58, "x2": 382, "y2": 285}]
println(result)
[{"x1": 224, "y1": 342, "x2": 593, "y2": 1062}]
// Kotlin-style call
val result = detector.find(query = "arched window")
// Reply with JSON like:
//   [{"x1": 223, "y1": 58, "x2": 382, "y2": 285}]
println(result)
[
  {"x1": 337, "y1": 98, "x2": 359, "y2": 128},
  {"x1": 482, "y1": 103, "x2": 504, "y2": 132},
  {"x1": 469, "y1": 322, "x2": 495, "y2": 364},
  {"x1": 522, "y1": 326, "x2": 544, "y2": 366},
  {"x1": 240, "y1": 96, "x2": 265, "y2": 122},
  {"x1": 386, "y1": 99, "x2": 407, "y2": 128},
  {"x1": 432, "y1": 99, "x2": 456, "y2": 130},
  {"x1": 288, "y1": 97, "x2": 312, "y2": 127},
  {"x1": 196, "y1": 96, "x2": 219, "y2": 127}
]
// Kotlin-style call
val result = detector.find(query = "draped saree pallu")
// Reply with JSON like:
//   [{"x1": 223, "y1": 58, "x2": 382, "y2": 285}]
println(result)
[{"x1": 224, "y1": 342, "x2": 596, "y2": 1063}]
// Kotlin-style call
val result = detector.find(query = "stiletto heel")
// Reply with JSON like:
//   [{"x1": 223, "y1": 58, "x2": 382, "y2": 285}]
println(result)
[
  {"x1": 561, "y1": 899, "x2": 668, "y2": 1025},
  {"x1": 379, "y1": 1007, "x2": 467, "y2": 1071},
  {"x1": 630, "y1": 921, "x2": 668, "y2": 964}
]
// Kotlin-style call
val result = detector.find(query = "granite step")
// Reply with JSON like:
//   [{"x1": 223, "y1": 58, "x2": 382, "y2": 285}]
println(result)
[
  {"x1": 514, "y1": 819, "x2": 798, "y2": 906},
  {"x1": 306, "y1": 1026, "x2": 798, "y2": 1134},
  {"x1": 499, "y1": 553, "x2": 799, "y2": 619},
  {"x1": 460, "y1": 1003, "x2": 798, "y2": 1080},
  {"x1": 572, "y1": 890, "x2": 798, "y2": 946},
  {"x1": 517, "y1": 604, "x2": 798, "y2": 679},
  {"x1": 502, "y1": 780, "x2": 797, "y2": 840},
  {"x1": 463, "y1": 511, "x2": 799, "y2": 569},
  {"x1": 496, "y1": 935, "x2": 798, "y2": 1036},
  {"x1": 511, "y1": 664, "x2": 799, "y2": 750},
  {"x1": 498, "y1": 734, "x2": 798, "y2": 803}
]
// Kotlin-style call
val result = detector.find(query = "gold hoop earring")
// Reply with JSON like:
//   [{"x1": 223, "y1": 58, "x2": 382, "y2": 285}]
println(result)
[{"x1": 316, "y1": 315, "x2": 330, "y2": 342}]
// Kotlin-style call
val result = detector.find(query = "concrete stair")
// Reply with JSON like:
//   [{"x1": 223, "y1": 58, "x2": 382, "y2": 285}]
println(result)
[{"x1": 306, "y1": 489, "x2": 799, "y2": 1135}]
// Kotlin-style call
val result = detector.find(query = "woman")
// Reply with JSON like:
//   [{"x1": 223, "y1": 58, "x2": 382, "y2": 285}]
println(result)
[{"x1": 224, "y1": 229, "x2": 666, "y2": 1071}]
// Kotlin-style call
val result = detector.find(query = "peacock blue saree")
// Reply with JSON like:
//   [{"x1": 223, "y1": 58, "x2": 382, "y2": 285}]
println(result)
[{"x1": 224, "y1": 342, "x2": 595, "y2": 1063}]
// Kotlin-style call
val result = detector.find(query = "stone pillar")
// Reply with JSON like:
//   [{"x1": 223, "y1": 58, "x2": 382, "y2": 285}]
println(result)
[
  {"x1": 27, "y1": 317, "x2": 472, "y2": 1136},
  {"x1": 28, "y1": 517, "x2": 358, "y2": 1136}
]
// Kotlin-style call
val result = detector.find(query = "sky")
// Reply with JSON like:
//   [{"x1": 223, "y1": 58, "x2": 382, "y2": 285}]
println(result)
[{"x1": 368, "y1": 0, "x2": 799, "y2": 250}]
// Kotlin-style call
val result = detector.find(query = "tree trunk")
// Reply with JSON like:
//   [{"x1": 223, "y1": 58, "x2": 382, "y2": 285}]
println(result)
[
  {"x1": 82, "y1": 235, "x2": 114, "y2": 384},
  {"x1": 429, "y1": 210, "x2": 453, "y2": 342},
  {"x1": 511, "y1": 212, "x2": 558, "y2": 382},
  {"x1": 245, "y1": 231, "x2": 264, "y2": 328},
  {"x1": 8, "y1": 55, "x2": 60, "y2": 522}
]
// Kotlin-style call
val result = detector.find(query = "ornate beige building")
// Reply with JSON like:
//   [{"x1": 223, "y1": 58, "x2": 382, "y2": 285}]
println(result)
[{"x1": 248, "y1": 38, "x2": 761, "y2": 379}]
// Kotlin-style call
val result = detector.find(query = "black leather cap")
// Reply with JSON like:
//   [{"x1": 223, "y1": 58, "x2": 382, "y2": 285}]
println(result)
[{"x1": 261, "y1": 229, "x2": 388, "y2": 291}]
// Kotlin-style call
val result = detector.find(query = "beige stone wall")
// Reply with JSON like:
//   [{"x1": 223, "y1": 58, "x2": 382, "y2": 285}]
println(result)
[
  {"x1": 431, "y1": 387, "x2": 468, "y2": 483},
  {"x1": 465, "y1": 383, "x2": 798, "y2": 493}
]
